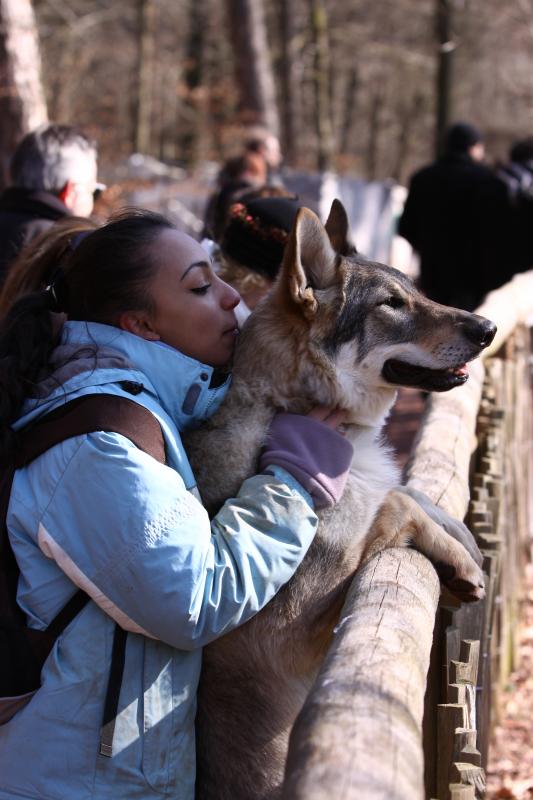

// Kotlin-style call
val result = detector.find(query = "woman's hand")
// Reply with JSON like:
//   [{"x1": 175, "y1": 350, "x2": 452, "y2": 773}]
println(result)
[
  {"x1": 306, "y1": 405, "x2": 349, "y2": 433},
  {"x1": 259, "y1": 409, "x2": 353, "y2": 510}
]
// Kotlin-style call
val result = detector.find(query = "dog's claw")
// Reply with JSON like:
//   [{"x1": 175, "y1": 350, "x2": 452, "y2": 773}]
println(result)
[
  {"x1": 435, "y1": 559, "x2": 485, "y2": 602},
  {"x1": 448, "y1": 580, "x2": 485, "y2": 603}
]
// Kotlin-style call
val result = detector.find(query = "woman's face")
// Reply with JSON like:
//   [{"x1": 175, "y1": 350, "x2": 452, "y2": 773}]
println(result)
[{"x1": 143, "y1": 229, "x2": 240, "y2": 367}]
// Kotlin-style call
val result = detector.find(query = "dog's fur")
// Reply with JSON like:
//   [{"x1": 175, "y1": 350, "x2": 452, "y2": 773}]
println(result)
[{"x1": 185, "y1": 201, "x2": 492, "y2": 800}]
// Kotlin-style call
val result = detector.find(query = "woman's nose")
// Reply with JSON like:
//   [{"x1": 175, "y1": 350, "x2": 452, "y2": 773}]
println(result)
[{"x1": 222, "y1": 282, "x2": 241, "y2": 310}]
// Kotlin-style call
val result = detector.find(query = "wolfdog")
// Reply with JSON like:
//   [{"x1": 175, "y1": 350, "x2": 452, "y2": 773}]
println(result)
[{"x1": 185, "y1": 200, "x2": 495, "y2": 800}]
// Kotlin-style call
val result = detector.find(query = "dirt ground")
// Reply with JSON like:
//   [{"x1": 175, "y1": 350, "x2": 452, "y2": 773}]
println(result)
[{"x1": 487, "y1": 563, "x2": 533, "y2": 799}]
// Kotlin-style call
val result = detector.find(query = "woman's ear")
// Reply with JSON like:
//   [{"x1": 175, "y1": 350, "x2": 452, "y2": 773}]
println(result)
[{"x1": 118, "y1": 311, "x2": 160, "y2": 341}]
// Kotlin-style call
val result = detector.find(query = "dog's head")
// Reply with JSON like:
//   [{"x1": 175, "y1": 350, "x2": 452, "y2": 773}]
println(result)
[{"x1": 235, "y1": 200, "x2": 496, "y2": 423}]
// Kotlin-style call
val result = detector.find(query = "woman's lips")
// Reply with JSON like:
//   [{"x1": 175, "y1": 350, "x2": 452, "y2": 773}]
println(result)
[{"x1": 222, "y1": 327, "x2": 239, "y2": 338}]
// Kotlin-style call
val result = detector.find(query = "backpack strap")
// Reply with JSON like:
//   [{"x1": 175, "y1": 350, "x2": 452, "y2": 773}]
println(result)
[
  {"x1": 3, "y1": 393, "x2": 166, "y2": 617},
  {"x1": 3, "y1": 393, "x2": 166, "y2": 756},
  {"x1": 15, "y1": 393, "x2": 166, "y2": 469}
]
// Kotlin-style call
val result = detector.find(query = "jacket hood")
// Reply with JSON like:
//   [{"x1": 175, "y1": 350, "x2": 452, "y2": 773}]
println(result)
[{"x1": 16, "y1": 320, "x2": 231, "y2": 431}]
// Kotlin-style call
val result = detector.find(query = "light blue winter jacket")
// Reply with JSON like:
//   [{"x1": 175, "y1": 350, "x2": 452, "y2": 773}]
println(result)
[{"x1": 0, "y1": 321, "x2": 318, "y2": 800}]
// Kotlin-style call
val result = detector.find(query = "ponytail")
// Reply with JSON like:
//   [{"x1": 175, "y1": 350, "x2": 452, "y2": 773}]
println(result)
[
  {"x1": 0, "y1": 291, "x2": 58, "y2": 463},
  {"x1": 0, "y1": 216, "x2": 97, "y2": 317},
  {"x1": 0, "y1": 208, "x2": 175, "y2": 463}
]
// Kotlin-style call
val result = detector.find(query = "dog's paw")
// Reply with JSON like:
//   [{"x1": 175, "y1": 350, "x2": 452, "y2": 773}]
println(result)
[{"x1": 435, "y1": 559, "x2": 485, "y2": 603}]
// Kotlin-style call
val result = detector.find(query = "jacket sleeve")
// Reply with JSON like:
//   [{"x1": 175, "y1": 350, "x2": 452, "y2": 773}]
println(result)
[
  {"x1": 35, "y1": 431, "x2": 318, "y2": 649},
  {"x1": 398, "y1": 176, "x2": 421, "y2": 249}
]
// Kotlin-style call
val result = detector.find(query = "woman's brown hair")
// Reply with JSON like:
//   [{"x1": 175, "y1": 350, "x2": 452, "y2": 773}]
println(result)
[
  {"x1": 0, "y1": 217, "x2": 98, "y2": 317},
  {"x1": 0, "y1": 208, "x2": 175, "y2": 462}
]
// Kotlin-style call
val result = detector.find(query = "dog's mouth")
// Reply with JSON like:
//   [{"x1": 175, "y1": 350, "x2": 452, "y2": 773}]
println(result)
[{"x1": 382, "y1": 359, "x2": 469, "y2": 391}]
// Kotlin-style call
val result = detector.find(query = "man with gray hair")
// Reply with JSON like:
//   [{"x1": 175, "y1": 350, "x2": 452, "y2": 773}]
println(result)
[{"x1": 0, "y1": 123, "x2": 102, "y2": 281}]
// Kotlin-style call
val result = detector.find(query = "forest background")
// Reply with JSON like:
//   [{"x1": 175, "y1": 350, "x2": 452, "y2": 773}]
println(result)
[{"x1": 4, "y1": 0, "x2": 533, "y2": 189}]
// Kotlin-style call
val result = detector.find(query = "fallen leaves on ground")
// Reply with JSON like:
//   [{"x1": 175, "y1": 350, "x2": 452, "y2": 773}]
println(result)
[{"x1": 487, "y1": 564, "x2": 533, "y2": 799}]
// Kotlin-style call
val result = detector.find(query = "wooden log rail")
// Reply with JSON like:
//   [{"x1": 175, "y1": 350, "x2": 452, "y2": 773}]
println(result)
[{"x1": 282, "y1": 271, "x2": 533, "y2": 800}]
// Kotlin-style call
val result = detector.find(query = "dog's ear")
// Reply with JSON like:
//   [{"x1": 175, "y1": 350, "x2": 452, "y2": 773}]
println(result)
[
  {"x1": 325, "y1": 199, "x2": 357, "y2": 256},
  {"x1": 280, "y1": 206, "x2": 338, "y2": 317}
]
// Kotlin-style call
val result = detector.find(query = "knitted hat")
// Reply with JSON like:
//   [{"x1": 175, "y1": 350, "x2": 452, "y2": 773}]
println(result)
[
  {"x1": 221, "y1": 196, "x2": 300, "y2": 280},
  {"x1": 445, "y1": 122, "x2": 483, "y2": 154}
]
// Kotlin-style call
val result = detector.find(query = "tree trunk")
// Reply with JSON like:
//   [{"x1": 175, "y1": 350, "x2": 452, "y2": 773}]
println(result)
[
  {"x1": 365, "y1": 86, "x2": 384, "y2": 180},
  {"x1": 0, "y1": 0, "x2": 47, "y2": 189},
  {"x1": 278, "y1": 0, "x2": 298, "y2": 165},
  {"x1": 135, "y1": 0, "x2": 157, "y2": 155},
  {"x1": 309, "y1": 0, "x2": 334, "y2": 172},
  {"x1": 435, "y1": 0, "x2": 454, "y2": 157},
  {"x1": 391, "y1": 92, "x2": 424, "y2": 183},
  {"x1": 339, "y1": 65, "x2": 359, "y2": 158},
  {"x1": 225, "y1": 0, "x2": 280, "y2": 136},
  {"x1": 178, "y1": 0, "x2": 207, "y2": 166}
]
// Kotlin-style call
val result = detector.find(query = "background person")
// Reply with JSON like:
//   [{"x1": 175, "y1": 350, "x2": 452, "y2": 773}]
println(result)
[
  {"x1": 398, "y1": 121, "x2": 505, "y2": 311},
  {"x1": 202, "y1": 129, "x2": 284, "y2": 244},
  {"x1": 218, "y1": 195, "x2": 300, "y2": 324},
  {"x1": 202, "y1": 150, "x2": 267, "y2": 242},
  {"x1": 495, "y1": 136, "x2": 533, "y2": 280},
  {"x1": 0, "y1": 123, "x2": 102, "y2": 283},
  {"x1": 244, "y1": 130, "x2": 284, "y2": 186},
  {"x1": 0, "y1": 209, "x2": 353, "y2": 799}
]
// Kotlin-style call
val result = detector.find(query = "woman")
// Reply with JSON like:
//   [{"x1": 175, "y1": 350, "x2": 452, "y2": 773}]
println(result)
[{"x1": 0, "y1": 209, "x2": 353, "y2": 799}]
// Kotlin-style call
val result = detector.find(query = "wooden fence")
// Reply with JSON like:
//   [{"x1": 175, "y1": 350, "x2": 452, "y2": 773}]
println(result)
[{"x1": 282, "y1": 271, "x2": 533, "y2": 800}]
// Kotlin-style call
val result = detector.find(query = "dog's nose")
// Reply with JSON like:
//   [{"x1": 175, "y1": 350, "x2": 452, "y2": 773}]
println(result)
[{"x1": 460, "y1": 315, "x2": 497, "y2": 349}]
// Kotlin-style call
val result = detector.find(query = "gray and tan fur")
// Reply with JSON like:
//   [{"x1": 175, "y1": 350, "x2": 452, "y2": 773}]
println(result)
[{"x1": 185, "y1": 200, "x2": 493, "y2": 800}]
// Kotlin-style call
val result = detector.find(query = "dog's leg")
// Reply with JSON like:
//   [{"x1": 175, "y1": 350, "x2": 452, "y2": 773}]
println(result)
[
  {"x1": 196, "y1": 651, "x2": 302, "y2": 800},
  {"x1": 362, "y1": 489, "x2": 485, "y2": 601}
]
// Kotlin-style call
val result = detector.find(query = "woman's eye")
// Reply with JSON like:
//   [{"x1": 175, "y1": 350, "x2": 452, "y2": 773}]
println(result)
[{"x1": 191, "y1": 284, "x2": 211, "y2": 295}]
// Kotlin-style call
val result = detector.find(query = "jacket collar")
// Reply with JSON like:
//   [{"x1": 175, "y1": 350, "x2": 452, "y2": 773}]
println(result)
[
  {"x1": 0, "y1": 187, "x2": 70, "y2": 220},
  {"x1": 24, "y1": 321, "x2": 230, "y2": 431}
]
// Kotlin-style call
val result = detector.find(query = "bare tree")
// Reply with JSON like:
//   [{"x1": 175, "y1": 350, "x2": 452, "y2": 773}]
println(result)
[
  {"x1": 435, "y1": 0, "x2": 455, "y2": 156},
  {"x1": 309, "y1": 0, "x2": 334, "y2": 171},
  {"x1": 339, "y1": 65, "x2": 359, "y2": 158},
  {"x1": 365, "y1": 85, "x2": 385, "y2": 180},
  {"x1": 0, "y1": 0, "x2": 47, "y2": 188},
  {"x1": 28, "y1": 0, "x2": 533, "y2": 182},
  {"x1": 278, "y1": 0, "x2": 299, "y2": 164},
  {"x1": 178, "y1": 0, "x2": 208, "y2": 165},
  {"x1": 225, "y1": 0, "x2": 280, "y2": 136},
  {"x1": 135, "y1": 0, "x2": 157, "y2": 154}
]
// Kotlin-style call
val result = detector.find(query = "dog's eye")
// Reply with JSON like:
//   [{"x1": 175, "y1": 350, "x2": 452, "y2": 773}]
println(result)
[{"x1": 379, "y1": 296, "x2": 405, "y2": 310}]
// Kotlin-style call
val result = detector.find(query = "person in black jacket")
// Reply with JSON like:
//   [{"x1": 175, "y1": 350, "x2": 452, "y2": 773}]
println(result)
[
  {"x1": 495, "y1": 137, "x2": 533, "y2": 278},
  {"x1": 399, "y1": 122, "x2": 506, "y2": 311},
  {"x1": 0, "y1": 124, "x2": 101, "y2": 283}
]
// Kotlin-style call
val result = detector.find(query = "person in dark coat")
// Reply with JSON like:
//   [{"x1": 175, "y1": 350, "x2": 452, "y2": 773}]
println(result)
[
  {"x1": 495, "y1": 137, "x2": 533, "y2": 278},
  {"x1": 0, "y1": 124, "x2": 101, "y2": 283},
  {"x1": 399, "y1": 122, "x2": 506, "y2": 311}
]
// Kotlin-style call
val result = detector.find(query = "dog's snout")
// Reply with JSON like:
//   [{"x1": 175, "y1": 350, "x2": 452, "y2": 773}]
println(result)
[{"x1": 460, "y1": 315, "x2": 497, "y2": 349}]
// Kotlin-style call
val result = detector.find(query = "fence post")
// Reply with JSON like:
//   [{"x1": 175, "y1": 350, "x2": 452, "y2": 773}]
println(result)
[{"x1": 282, "y1": 548, "x2": 440, "y2": 800}]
